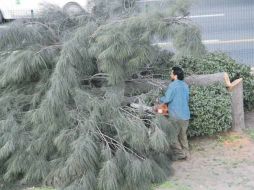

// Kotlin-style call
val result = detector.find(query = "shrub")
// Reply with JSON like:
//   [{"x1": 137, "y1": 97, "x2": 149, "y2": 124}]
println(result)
[
  {"x1": 188, "y1": 83, "x2": 232, "y2": 137},
  {"x1": 144, "y1": 84, "x2": 232, "y2": 137},
  {"x1": 177, "y1": 53, "x2": 254, "y2": 110}
]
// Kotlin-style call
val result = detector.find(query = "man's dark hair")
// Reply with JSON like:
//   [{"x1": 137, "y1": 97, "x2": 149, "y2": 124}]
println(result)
[{"x1": 172, "y1": 66, "x2": 184, "y2": 80}]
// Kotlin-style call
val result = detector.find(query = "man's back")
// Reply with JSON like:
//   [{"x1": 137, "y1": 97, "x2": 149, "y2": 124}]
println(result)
[
  {"x1": 169, "y1": 80, "x2": 190, "y2": 120},
  {"x1": 160, "y1": 80, "x2": 190, "y2": 120}
]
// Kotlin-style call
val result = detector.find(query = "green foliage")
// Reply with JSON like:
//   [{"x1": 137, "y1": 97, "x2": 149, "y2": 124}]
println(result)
[
  {"x1": 0, "y1": 0, "x2": 204, "y2": 190},
  {"x1": 245, "y1": 128, "x2": 254, "y2": 140},
  {"x1": 151, "y1": 52, "x2": 254, "y2": 110},
  {"x1": 177, "y1": 53, "x2": 254, "y2": 110},
  {"x1": 216, "y1": 133, "x2": 242, "y2": 144},
  {"x1": 188, "y1": 84, "x2": 232, "y2": 137},
  {"x1": 154, "y1": 180, "x2": 191, "y2": 190},
  {"x1": 142, "y1": 84, "x2": 232, "y2": 137}
]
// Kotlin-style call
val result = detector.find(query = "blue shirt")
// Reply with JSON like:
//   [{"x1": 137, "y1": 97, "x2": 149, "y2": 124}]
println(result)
[{"x1": 160, "y1": 80, "x2": 190, "y2": 120}]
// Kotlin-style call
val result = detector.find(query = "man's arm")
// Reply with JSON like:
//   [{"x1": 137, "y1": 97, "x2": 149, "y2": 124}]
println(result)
[{"x1": 160, "y1": 86, "x2": 174, "y2": 104}]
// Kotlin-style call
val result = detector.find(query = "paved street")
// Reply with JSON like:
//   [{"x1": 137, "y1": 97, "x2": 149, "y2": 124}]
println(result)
[
  {"x1": 0, "y1": 23, "x2": 8, "y2": 35},
  {"x1": 1, "y1": 0, "x2": 253, "y2": 65},
  {"x1": 190, "y1": 0, "x2": 254, "y2": 66}
]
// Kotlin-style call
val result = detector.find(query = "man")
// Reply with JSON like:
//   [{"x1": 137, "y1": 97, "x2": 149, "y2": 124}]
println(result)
[{"x1": 160, "y1": 66, "x2": 190, "y2": 160}]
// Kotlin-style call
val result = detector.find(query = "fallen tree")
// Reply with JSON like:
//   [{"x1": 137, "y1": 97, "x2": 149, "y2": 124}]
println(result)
[
  {"x1": 0, "y1": 1, "x2": 245, "y2": 188},
  {"x1": 0, "y1": 1, "x2": 206, "y2": 190},
  {"x1": 1, "y1": 1, "x2": 246, "y2": 190}
]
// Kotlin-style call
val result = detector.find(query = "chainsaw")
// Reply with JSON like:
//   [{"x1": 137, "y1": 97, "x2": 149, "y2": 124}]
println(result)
[
  {"x1": 153, "y1": 103, "x2": 168, "y2": 116},
  {"x1": 130, "y1": 103, "x2": 168, "y2": 116}
]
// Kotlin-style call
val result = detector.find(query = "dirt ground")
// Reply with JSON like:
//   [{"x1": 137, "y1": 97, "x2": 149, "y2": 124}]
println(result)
[{"x1": 157, "y1": 111, "x2": 254, "y2": 190}]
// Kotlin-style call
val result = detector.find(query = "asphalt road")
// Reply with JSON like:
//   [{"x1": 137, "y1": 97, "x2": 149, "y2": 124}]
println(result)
[
  {"x1": 0, "y1": 23, "x2": 8, "y2": 34},
  {"x1": 0, "y1": 0, "x2": 253, "y2": 66},
  {"x1": 190, "y1": 0, "x2": 254, "y2": 66}
]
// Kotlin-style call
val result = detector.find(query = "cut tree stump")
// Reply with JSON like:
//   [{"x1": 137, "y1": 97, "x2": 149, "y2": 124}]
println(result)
[
  {"x1": 230, "y1": 78, "x2": 245, "y2": 131},
  {"x1": 186, "y1": 73, "x2": 245, "y2": 131}
]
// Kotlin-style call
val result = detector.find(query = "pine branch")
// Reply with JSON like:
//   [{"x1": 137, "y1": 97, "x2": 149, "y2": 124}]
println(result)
[
  {"x1": 35, "y1": 44, "x2": 62, "y2": 54},
  {"x1": 0, "y1": 1, "x2": 199, "y2": 189},
  {"x1": 25, "y1": 22, "x2": 59, "y2": 42}
]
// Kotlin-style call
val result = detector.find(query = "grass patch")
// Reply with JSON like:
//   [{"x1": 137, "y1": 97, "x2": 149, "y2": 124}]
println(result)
[
  {"x1": 156, "y1": 181, "x2": 175, "y2": 188},
  {"x1": 154, "y1": 181, "x2": 192, "y2": 190},
  {"x1": 216, "y1": 133, "x2": 242, "y2": 143},
  {"x1": 245, "y1": 128, "x2": 254, "y2": 140},
  {"x1": 25, "y1": 187, "x2": 54, "y2": 190}
]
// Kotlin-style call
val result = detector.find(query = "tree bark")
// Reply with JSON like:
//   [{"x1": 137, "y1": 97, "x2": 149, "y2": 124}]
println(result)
[
  {"x1": 185, "y1": 72, "x2": 227, "y2": 86},
  {"x1": 230, "y1": 78, "x2": 245, "y2": 131}
]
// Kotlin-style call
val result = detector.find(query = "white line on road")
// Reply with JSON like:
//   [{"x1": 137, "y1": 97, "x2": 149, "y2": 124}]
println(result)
[
  {"x1": 202, "y1": 40, "x2": 220, "y2": 44},
  {"x1": 155, "y1": 42, "x2": 172, "y2": 46},
  {"x1": 155, "y1": 38, "x2": 254, "y2": 47},
  {"x1": 0, "y1": 25, "x2": 8, "y2": 29},
  {"x1": 188, "y1": 13, "x2": 225, "y2": 18},
  {"x1": 203, "y1": 38, "x2": 254, "y2": 44},
  {"x1": 137, "y1": 0, "x2": 164, "y2": 2}
]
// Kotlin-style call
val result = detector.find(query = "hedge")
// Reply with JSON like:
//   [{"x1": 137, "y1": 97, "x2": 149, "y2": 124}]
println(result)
[
  {"x1": 177, "y1": 53, "x2": 254, "y2": 110},
  {"x1": 188, "y1": 84, "x2": 232, "y2": 137}
]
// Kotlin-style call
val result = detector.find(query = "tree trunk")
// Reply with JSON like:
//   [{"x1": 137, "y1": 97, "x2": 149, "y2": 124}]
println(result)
[
  {"x1": 185, "y1": 72, "x2": 227, "y2": 86},
  {"x1": 230, "y1": 79, "x2": 245, "y2": 131}
]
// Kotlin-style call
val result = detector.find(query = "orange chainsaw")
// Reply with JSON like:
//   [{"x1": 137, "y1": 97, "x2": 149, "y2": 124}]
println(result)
[
  {"x1": 129, "y1": 103, "x2": 168, "y2": 116},
  {"x1": 153, "y1": 104, "x2": 168, "y2": 116}
]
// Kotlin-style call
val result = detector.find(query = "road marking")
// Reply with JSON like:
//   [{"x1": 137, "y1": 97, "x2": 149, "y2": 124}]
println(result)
[
  {"x1": 203, "y1": 38, "x2": 254, "y2": 44},
  {"x1": 137, "y1": 0, "x2": 164, "y2": 2},
  {"x1": 202, "y1": 40, "x2": 220, "y2": 44},
  {"x1": 155, "y1": 38, "x2": 254, "y2": 47},
  {"x1": 188, "y1": 13, "x2": 225, "y2": 18},
  {"x1": 0, "y1": 25, "x2": 8, "y2": 29},
  {"x1": 154, "y1": 42, "x2": 172, "y2": 46}
]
